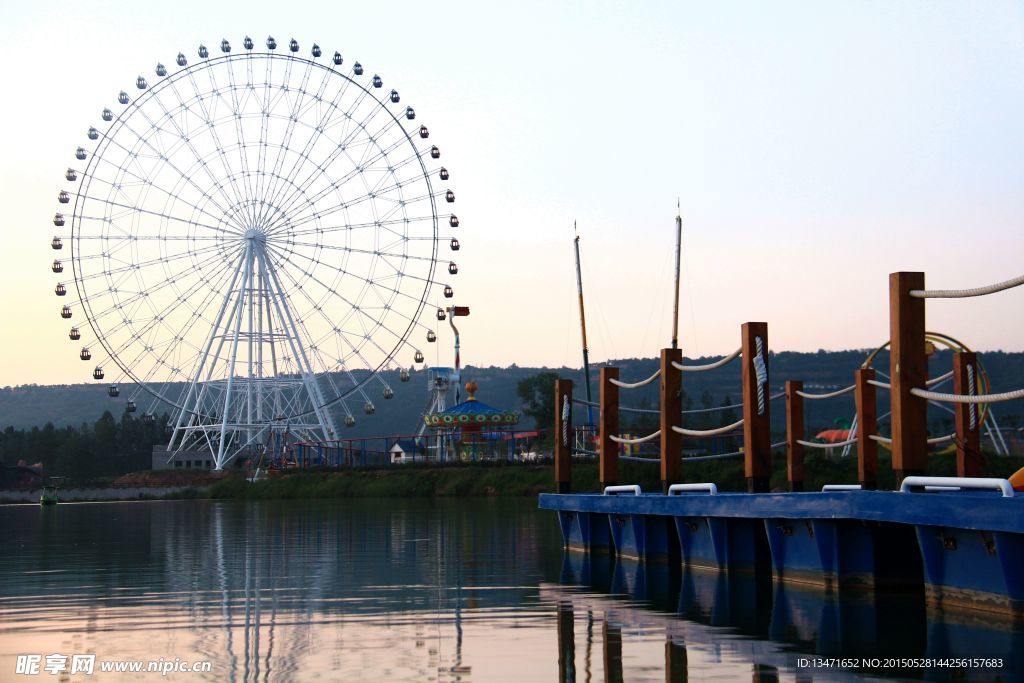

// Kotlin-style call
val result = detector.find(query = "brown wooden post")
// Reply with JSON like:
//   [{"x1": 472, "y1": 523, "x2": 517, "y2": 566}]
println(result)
[
  {"x1": 953, "y1": 351, "x2": 984, "y2": 478},
  {"x1": 602, "y1": 622, "x2": 624, "y2": 683},
  {"x1": 557, "y1": 602, "x2": 575, "y2": 683},
  {"x1": 855, "y1": 368, "x2": 878, "y2": 490},
  {"x1": 554, "y1": 378, "x2": 574, "y2": 493},
  {"x1": 785, "y1": 380, "x2": 804, "y2": 492},
  {"x1": 660, "y1": 348, "x2": 683, "y2": 494},
  {"x1": 665, "y1": 637, "x2": 687, "y2": 683},
  {"x1": 889, "y1": 272, "x2": 927, "y2": 483},
  {"x1": 741, "y1": 322, "x2": 772, "y2": 492},
  {"x1": 599, "y1": 366, "x2": 620, "y2": 489}
]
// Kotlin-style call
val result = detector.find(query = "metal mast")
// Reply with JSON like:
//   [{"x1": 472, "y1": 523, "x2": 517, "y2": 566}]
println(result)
[
  {"x1": 672, "y1": 200, "x2": 682, "y2": 350},
  {"x1": 573, "y1": 225, "x2": 594, "y2": 425}
]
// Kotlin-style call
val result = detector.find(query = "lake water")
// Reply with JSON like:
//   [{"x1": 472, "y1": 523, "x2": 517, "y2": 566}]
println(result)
[{"x1": 1, "y1": 499, "x2": 1021, "y2": 682}]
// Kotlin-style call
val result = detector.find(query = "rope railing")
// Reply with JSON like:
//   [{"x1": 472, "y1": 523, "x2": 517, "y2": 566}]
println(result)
[
  {"x1": 928, "y1": 433, "x2": 956, "y2": 445},
  {"x1": 796, "y1": 384, "x2": 855, "y2": 400},
  {"x1": 609, "y1": 370, "x2": 660, "y2": 389},
  {"x1": 910, "y1": 387, "x2": 1024, "y2": 404},
  {"x1": 797, "y1": 437, "x2": 858, "y2": 449},
  {"x1": 910, "y1": 273, "x2": 1024, "y2": 299},
  {"x1": 671, "y1": 419, "x2": 745, "y2": 437},
  {"x1": 671, "y1": 347, "x2": 742, "y2": 373},
  {"x1": 926, "y1": 370, "x2": 954, "y2": 386},
  {"x1": 620, "y1": 441, "x2": 787, "y2": 464},
  {"x1": 608, "y1": 430, "x2": 661, "y2": 445},
  {"x1": 867, "y1": 379, "x2": 891, "y2": 390},
  {"x1": 572, "y1": 394, "x2": 784, "y2": 416},
  {"x1": 869, "y1": 434, "x2": 892, "y2": 444}
]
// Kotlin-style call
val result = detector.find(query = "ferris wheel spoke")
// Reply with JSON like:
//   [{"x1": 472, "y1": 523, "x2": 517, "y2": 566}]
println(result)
[
  {"x1": 253, "y1": 55, "x2": 318, "y2": 229},
  {"x1": 219, "y1": 52, "x2": 260, "y2": 228},
  {"x1": 259, "y1": 63, "x2": 351, "y2": 215},
  {"x1": 280, "y1": 244, "x2": 441, "y2": 315},
  {"x1": 269, "y1": 89, "x2": 403, "y2": 219},
  {"x1": 107, "y1": 99, "x2": 243, "y2": 226},
  {"x1": 173, "y1": 62, "x2": 254, "y2": 217},
  {"x1": 265, "y1": 241, "x2": 416, "y2": 356},
  {"x1": 81, "y1": 244, "x2": 238, "y2": 331},
  {"x1": 89, "y1": 254, "x2": 239, "y2": 385},
  {"x1": 81, "y1": 153, "x2": 230, "y2": 231},
  {"x1": 271, "y1": 171, "x2": 428, "y2": 236}
]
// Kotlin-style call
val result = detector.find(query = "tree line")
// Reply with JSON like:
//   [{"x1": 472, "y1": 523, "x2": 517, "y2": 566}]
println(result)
[{"x1": 0, "y1": 411, "x2": 168, "y2": 483}]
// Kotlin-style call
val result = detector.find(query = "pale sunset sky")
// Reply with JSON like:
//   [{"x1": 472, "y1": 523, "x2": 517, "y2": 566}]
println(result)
[{"x1": 1, "y1": 0, "x2": 1022, "y2": 388}]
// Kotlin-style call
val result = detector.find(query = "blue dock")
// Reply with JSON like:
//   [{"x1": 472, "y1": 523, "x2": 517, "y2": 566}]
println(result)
[{"x1": 540, "y1": 486, "x2": 1024, "y2": 617}]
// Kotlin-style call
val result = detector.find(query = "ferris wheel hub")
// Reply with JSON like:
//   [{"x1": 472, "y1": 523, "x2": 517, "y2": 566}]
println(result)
[{"x1": 243, "y1": 228, "x2": 267, "y2": 243}]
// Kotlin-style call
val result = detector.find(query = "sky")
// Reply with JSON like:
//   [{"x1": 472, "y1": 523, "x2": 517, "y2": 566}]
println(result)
[{"x1": 1, "y1": 0, "x2": 1023, "y2": 388}]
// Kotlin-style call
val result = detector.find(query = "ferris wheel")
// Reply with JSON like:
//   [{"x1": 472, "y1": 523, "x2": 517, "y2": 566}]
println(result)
[{"x1": 50, "y1": 36, "x2": 462, "y2": 468}]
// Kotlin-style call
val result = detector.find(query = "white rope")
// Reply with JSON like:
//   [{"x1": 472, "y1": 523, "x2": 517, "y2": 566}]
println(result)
[
  {"x1": 867, "y1": 379, "x2": 891, "y2": 390},
  {"x1": 619, "y1": 440, "x2": 787, "y2": 464},
  {"x1": 796, "y1": 384, "x2": 855, "y2": 400},
  {"x1": 671, "y1": 419, "x2": 744, "y2": 437},
  {"x1": 911, "y1": 387, "x2": 1024, "y2": 404},
  {"x1": 928, "y1": 433, "x2": 956, "y2": 445},
  {"x1": 926, "y1": 370, "x2": 954, "y2": 387},
  {"x1": 609, "y1": 429, "x2": 661, "y2": 445},
  {"x1": 671, "y1": 347, "x2": 742, "y2": 373},
  {"x1": 754, "y1": 337, "x2": 767, "y2": 415},
  {"x1": 869, "y1": 435, "x2": 892, "y2": 444},
  {"x1": 797, "y1": 437, "x2": 859, "y2": 449},
  {"x1": 609, "y1": 369, "x2": 660, "y2": 389},
  {"x1": 966, "y1": 364, "x2": 977, "y2": 430},
  {"x1": 561, "y1": 395, "x2": 570, "y2": 448},
  {"x1": 910, "y1": 273, "x2": 1024, "y2": 299}
]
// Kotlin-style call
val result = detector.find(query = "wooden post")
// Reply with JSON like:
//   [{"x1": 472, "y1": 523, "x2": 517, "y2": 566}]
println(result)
[
  {"x1": 665, "y1": 637, "x2": 687, "y2": 683},
  {"x1": 741, "y1": 322, "x2": 772, "y2": 493},
  {"x1": 855, "y1": 368, "x2": 878, "y2": 490},
  {"x1": 599, "y1": 366, "x2": 620, "y2": 489},
  {"x1": 554, "y1": 378, "x2": 574, "y2": 493},
  {"x1": 660, "y1": 348, "x2": 682, "y2": 494},
  {"x1": 889, "y1": 272, "x2": 927, "y2": 483},
  {"x1": 953, "y1": 352, "x2": 984, "y2": 478},
  {"x1": 602, "y1": 622, "x2": 624, "y2": 683},
  {"x1": 785, "y1": 380, "x2": 804, "y2": 492},
  {"x1": 557, "y1": 602, "x2": 575, "y2": 683}
]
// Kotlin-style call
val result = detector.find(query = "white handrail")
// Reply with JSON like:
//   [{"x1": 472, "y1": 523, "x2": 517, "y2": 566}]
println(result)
[
  {"x1": 910, "y1": 273, "x2": 1024, "y2": 299},
  {"x1": 671, "y1": 347, "x2": 742, "y2": 373},
  {"x1": 822, "y1": 484, "x2": 862, "y2": 491},
  {"x1": 797, "y1": 437, "x2": 858, "y2": 448},
  {"x1": 867, "y1": 379, "x2": 891, "y2": 390},
  {"x1": 603, "y1": 485, "x2": 642, "y2": 496},
  {"x1": 667, "y1": 483, "x2": 718, "y2": 495},
  {"x1": 609, "y1": 370, "x2": 660, "y2": 389},
  {"x1": 609, "y1": 430, "x2": 661, "y2": 445},
  {"x1": 869, "y1": 434, "x2": 892, "y2": 444},
  {"x1": 899, "y1": 476, "x2": 1014, "y2": 498},
  {"x1": 911, "y1": 387, "x2": 1024, "y2": 404},
  {"x1": 926, "y1": 370, "x2": 954, "y2": 387},
  {"x1": 796, "y1": 384, "x2": 855, "y2": 400},
  {"x1": 671, "y1": 419, "x2": 744, "y2": 437}
]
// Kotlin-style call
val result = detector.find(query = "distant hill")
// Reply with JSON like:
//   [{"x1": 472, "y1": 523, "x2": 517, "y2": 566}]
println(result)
[{"x1": 2, "y1": 349, "x2": 1022, "y2": 436}]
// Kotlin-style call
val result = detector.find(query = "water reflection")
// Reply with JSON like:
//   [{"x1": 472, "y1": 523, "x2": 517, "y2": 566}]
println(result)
[
  {"x1": 555, "y1": 550, "x2": 1024, "y2": 682},
  {"x1": 1, "y1": 500, "x2": 564, "y2": 682},
  {"x1": 2, "y1": 501, "x2": 1022, "y2": 681}
]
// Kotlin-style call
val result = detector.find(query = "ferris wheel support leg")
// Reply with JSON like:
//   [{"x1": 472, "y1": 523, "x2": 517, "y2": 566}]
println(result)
[
  {"x1": 167, "y1": 249, "x2": 249, "y2": 454},
  {"x1": 215, "y1": 241, "x2": 256, "y2": 470},
  {"x1": 256, "y1": 247, "x2": 338, "y2": 441}
]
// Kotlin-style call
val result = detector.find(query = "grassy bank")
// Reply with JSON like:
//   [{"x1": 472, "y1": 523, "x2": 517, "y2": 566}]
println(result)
[{"x1": 204, "y1": 451, "x2": 1024, "y2": 500}]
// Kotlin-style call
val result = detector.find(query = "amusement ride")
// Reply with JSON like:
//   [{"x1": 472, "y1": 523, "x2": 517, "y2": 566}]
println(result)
[{"x1": 51, "y1": 36, "x2": 462, "y2": 469}]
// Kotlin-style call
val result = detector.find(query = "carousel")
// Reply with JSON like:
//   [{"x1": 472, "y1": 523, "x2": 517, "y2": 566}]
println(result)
[{"x1": 423, "y1": 382, "x2": 520, "y2": 461}]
